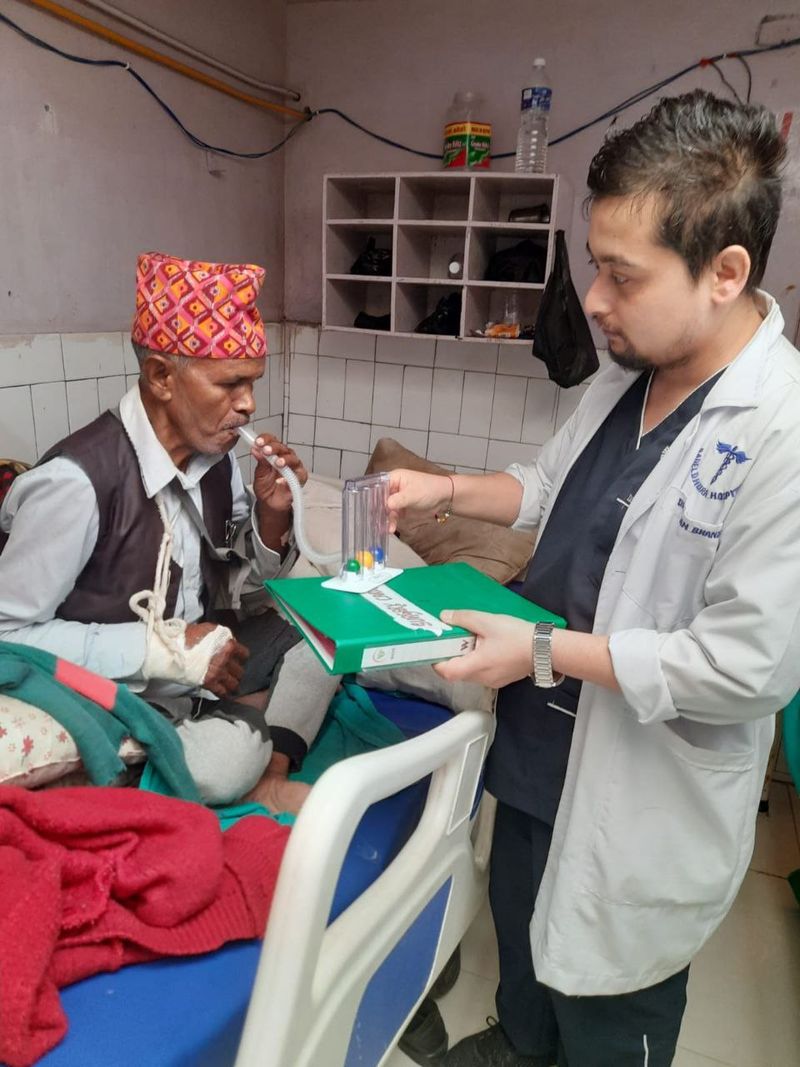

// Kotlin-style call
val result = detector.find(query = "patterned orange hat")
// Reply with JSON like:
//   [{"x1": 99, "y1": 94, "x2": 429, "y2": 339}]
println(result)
[{"x1": 132, "y1": 251, "x2": 267, "y2": 360}]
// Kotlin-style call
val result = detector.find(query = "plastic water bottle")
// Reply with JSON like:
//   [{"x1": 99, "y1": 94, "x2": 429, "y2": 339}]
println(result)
[{"x1": 514, "y1": 58, "x2": 551, "y2": 174}]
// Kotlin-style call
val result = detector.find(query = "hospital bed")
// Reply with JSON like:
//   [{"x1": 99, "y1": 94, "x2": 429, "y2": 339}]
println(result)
[{"x1": 38, "y1": 691, "x2": 496, "y2": 1067}]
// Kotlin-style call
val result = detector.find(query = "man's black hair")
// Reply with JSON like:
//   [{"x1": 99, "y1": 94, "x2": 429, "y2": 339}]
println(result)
[{"x1": 587, "y1": 90, "x2": 786, "y2": 289}]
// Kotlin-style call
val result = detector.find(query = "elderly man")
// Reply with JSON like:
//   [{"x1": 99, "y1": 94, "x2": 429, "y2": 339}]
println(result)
[
  {"x1": 0, "y1": 251, "x2": 339, "y2": 811},
  {"x1": 389, "y1": 91, "x2": 800, "y2": 1066}
]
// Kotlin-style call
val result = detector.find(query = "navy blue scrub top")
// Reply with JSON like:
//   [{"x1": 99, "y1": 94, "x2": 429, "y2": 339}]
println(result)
[{"x1": 486, "y1": 368, "x2": 725, "y2": 824}]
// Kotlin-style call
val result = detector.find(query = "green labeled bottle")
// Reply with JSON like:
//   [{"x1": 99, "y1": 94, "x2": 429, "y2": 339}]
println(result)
[{"x1": 442, "y1": 90, "x2": 492, "y2": 170}]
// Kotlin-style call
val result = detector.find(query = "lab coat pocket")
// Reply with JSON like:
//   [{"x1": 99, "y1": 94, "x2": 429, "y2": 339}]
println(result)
[
  {"x1": 673, "y1": 510, "x2": 723, "y2": 549},
  {"x1": 643, "y1": 504, "x2": 723, "y2": 629},
  {"x1": 584, "y1": 721, "x2": 754, "y2": 908}
]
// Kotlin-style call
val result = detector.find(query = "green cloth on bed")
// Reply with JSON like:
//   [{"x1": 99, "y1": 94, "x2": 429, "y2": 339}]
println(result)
[
  {"x1": 140, "y1": 682, "x2": 405, "y2": 828},
  {"x1": 783, "y1": 692, "x2": 800, "y2": 906},
  {"x1": 782, "y1": 691, "x2": 800, "y2": 795},
  {"x1": 293, "y1": 682, "x2": 406, "y2": 782},
  {"x1": 0, "y1": 641, "x2": 199, "y2": 801}
]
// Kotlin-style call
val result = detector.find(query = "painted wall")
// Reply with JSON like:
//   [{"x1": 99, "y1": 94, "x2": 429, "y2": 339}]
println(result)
[
  {"x1": 284, "y1": 0, "x2": 800, "y2": 337},
  {"x1": 0, "y1": 0, "x2": 289, "y2": 332}
]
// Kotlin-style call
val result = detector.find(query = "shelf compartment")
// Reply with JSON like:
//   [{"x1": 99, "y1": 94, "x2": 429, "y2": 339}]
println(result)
[
  {"x1": 324, "y1": 278, "x2": 391, "y2": 330},
  {"x1": 470, "y1": 174, "x2": 555, "y2": 224},
  {"x1": 396, "y1": 223, "x2": 466, "y2": 282},
  {"x1": 326, "y1": 274, "x2": 394, "y2": 283},
  {"x1": 322, "y1": 172, "x2": 563, "y2": 343},
  {"x1": 396, "y1": 277, "x2": 457, "y2": 285},
  {"x1": 466, "y1": 229, "x2": 549, "y2": 284},
  {"x1": 394, "y1": 282, "x2": 464, "y2": 338},
  {"x1": 463, "y1": 286, "x2": 542, "y2": 340},
  {"x1": 470, "y1": 221, "x2": 551, "y2": 235},
  {"x1": 466, "y1": 280, "x2": 545, "y2": 290},
  {"x1": 327, "y1": 220, "x2": 394, "y2": 230},
  {"x1": 396, "y1": 175, "x2": 471, "y2": 221},
  {"x1": 325, "y1": 226, "x2": 393, "y2": 277},
  {"x1": 325, "y1": 176, "x2": 396, "y2": 221}
]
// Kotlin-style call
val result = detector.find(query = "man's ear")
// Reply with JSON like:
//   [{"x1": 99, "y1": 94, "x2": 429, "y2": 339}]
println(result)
[
  {"x1": 141, "y1": 353, "x2": 177, "y2": 401},
  {"x1": 710, "y1": 245, "x2": 752, "y2": 305}
]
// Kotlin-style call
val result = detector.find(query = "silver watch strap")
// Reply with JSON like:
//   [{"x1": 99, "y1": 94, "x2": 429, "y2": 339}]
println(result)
[{"x1": 531, "y1": 622, "x2": 564, "y2": 688}]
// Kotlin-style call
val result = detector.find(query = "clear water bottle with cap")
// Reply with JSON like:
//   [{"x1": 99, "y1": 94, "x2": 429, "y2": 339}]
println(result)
[{"x1": 514, "y1": 58, "x2": 551, "y2": 174}]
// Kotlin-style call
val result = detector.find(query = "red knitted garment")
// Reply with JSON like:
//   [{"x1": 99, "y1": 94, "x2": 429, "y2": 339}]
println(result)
[{"x1": 0, "y1": 785, "x2": 289, "y2": 1067}]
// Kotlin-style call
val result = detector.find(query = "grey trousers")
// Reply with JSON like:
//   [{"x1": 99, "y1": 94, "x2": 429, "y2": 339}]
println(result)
[{"x1": 175, "y1": 610, "x2": 340, "y2": 805}]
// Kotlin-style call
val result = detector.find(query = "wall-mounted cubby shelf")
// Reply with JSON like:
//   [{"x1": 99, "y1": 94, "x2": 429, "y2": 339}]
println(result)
[{"x1": 323, "y1": 172, "x2": 562, "y2": 345}]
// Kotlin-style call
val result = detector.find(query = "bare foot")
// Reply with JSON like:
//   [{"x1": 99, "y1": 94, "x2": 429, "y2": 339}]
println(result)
[{"x1": 245, "y1": 774, "x2": 311, "y2": 815}]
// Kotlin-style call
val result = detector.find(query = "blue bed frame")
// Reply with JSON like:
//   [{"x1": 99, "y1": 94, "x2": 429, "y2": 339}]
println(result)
[{"x1": 36, "y1": 692, "x2": 491, "y2": 1067}]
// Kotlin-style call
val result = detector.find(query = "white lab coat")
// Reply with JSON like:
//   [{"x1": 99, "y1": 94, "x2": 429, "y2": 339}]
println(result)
[{"x1": 507, "y1": 293, "x2": 800, "y2": 995}]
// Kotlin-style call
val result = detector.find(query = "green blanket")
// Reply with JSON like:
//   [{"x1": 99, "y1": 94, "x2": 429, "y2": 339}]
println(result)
[
  {"x1": 782, "y1": 692, "x2": 800, "y2": 795},
  {"x1": 0, "y1": 641, "x2": 199, "y2": 802},
  {"x1": 783, "y1": 692, "x2": 800, "y2": 907},
  {"x1": 141, "y1": 682, "x2": 405, "y2": 828}
]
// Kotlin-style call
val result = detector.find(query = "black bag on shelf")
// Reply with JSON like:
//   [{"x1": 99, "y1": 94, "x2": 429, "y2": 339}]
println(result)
[
  {"x1": 350, "y1": 237, "x2": 392, "y2": 277},
  {"x1": 484, "y1": 238, "x2": 546, "y2": 284},
  {"x1": 353, "y1": 311, "x2": 391, "y2": 331},
  {"x1": 532, "y1": 230, "x2": 599, "y2": 388},
  {"x1": 415, "y1": 292, "x2": 462, "y2": 336}
]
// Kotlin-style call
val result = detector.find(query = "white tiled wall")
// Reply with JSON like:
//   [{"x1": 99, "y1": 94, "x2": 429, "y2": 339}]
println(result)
[
  {"x1": 1, "y1": 323, "x2": 595, "y2": 487},
  {"x1": 285, "y1": 326, "x2": 594, "y2": 478},
  {"x1": 0, "y1": 324, "x2": 286, "y2": 490}
]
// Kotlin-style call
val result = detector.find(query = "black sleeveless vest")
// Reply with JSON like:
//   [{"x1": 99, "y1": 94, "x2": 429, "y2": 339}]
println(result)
[{"x1": 26, "y1": 411, "x2": 233, "y2": 624}]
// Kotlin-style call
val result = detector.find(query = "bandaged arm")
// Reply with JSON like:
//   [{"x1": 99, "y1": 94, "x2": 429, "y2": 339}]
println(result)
[{"x1": 0, "y1": 461, "x2": 234, "y2": 688}]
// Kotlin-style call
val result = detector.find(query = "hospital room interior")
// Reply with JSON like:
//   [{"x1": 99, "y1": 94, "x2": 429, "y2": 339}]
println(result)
[{"x1": 1, "y1": 1, "x2": 799, "y2": 1066}]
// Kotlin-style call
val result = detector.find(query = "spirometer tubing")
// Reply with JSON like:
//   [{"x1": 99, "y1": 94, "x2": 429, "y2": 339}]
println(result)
[{"x1": 237, "y1": 426, "x2": 340, "y2": 567}]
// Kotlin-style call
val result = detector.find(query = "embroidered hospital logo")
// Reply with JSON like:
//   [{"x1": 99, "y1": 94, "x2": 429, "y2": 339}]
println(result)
[
  {"x1": 690, "y1": 441, "x2": 751, "y2": 501},
  {"x1": 710, "y1": 441, "x2": 750, "y2": 483}
]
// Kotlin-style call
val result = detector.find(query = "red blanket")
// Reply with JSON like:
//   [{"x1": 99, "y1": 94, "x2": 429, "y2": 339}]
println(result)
[{"x1": 0, "y1": 785, "x2": 289, "y2": 1067}]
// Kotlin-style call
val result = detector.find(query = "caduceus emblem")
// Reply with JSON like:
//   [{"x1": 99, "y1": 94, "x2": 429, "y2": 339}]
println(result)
[{"x1": 710, "y1": 442, "x2": 750, "y2": 485}]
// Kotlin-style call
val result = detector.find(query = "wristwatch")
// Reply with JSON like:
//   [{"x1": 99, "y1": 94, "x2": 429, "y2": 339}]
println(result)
[{"x1": 530, "y1": 622, "x2": 565, "y2": 688}]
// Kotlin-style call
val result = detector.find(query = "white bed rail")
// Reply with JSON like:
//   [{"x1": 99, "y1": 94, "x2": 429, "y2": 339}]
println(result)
[{"x1": 235, "y1": 708, "x2": 495, "y2": 1067}]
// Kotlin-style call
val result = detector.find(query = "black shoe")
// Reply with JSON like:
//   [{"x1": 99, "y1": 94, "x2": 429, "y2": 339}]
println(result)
[
  {"x1": 430, "y1": 945, "x2": 461, "y2": 1000},
  {"x1": 398, "y1": 997, "x2": 449, "y2": 1065},
  {"x1": 353, "y1": 310, "x2": 391, "y2": 330},
  {"x1": 441, "y1": 1018, "x2": 554, "y2": 1067},
  {"x1": 414, "y1": 292, "x2": 462, "y2": 336}
]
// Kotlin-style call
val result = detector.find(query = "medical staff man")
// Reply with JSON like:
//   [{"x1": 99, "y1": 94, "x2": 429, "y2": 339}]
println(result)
[{"x1": 388, "y1": 90, "x2": 800, "y2": 1066}]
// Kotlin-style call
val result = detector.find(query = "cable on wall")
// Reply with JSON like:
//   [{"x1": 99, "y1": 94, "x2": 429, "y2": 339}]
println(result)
[
  {"x1": 1, "y1": 4, "x2": 797, "y2": 161},
  {"x1": 311, "y1": 107, "x2": 442, "y2": 160},
  {"x1": 733, "y1": 55, "x2": 753, "y2": 103},
  {"x1": 0, "y1": 6, "x2": 309, "y2": 159}
]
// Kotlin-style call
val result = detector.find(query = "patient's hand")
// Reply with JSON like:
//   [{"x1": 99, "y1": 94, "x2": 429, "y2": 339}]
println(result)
[
  {"x1": 186, "y1": 623, "x2": 249, "y2": 696},
  {"x1": 251, "y1": 435, "x2": 307, "y2": 514}
]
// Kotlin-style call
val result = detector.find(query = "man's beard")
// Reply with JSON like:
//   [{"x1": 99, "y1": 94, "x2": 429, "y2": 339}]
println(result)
[
  {"x1": 605, "y1": 332, "x2": 693, "y2": 374},
  {"x1": 610, "y1": 335, "x2": 652, "y2": 373},
  {"x1": 608, "y1": 346, "x2": 654, "y2": 372}
]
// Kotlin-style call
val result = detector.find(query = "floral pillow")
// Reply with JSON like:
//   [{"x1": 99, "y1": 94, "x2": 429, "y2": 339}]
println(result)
[
  {"x1": 0, "y1": 458, "x2": 29, "y2": 509},
  {"x1": 0, "y1": 694, "x2": 145, "y2": 789}
]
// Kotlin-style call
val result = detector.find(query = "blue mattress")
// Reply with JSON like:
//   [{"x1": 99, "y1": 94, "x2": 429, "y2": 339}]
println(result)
[{"x1": 36, "y1": 691, "x2": 453, "y2": 1067}]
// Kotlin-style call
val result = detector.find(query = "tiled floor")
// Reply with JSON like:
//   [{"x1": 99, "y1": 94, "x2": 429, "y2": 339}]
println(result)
[{"x1": 386, "y1": 783, "x2": 800, "y2": 1067}]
